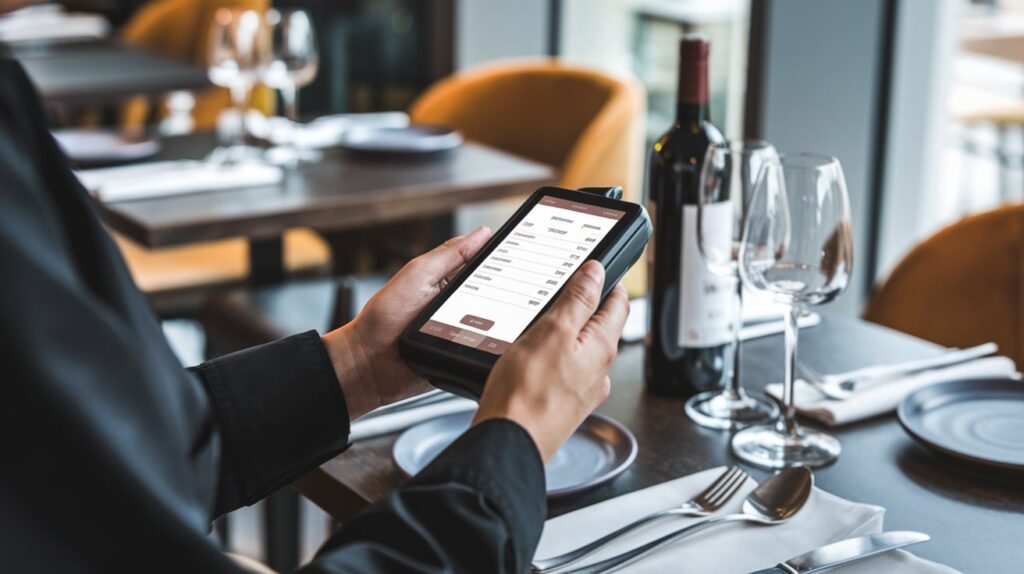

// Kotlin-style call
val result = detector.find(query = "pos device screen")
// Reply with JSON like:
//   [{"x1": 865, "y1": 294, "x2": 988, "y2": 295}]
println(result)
[{"x1": 419, "y1": 196, "x2": 626, "y2": 355}]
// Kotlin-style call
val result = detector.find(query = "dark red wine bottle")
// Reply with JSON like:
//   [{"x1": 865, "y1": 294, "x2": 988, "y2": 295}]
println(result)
[{"x1": 644, "y1": 35, "x2": 729, "y2": 398}]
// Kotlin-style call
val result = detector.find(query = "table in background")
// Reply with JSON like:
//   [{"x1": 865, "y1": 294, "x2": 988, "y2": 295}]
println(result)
[
  {"x1": 97, "y1": 132, "x2": 556, "y2": 281},
  {"x1": 10, "y1": 40, "x2": 210, "y2": 104},
  {"x1": 296, "y1": 315, "x2": 1024, "y2": 573}
]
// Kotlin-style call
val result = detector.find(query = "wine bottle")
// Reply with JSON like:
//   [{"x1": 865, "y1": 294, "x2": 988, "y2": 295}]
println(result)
[{"x1": 644, "y1": 35, "x2": 730, "y2": 398}]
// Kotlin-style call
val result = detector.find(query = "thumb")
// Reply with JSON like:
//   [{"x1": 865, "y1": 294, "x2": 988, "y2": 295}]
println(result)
[
  {"x1": 406, "y1": 226, "x2": 491, "y2": 285},
  {"x1": 541, "y1": 260, "x2": 605, "y2": 335}
]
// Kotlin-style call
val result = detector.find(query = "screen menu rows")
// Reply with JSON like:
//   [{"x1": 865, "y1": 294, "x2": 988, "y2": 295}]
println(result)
[{"x1": 422, "y1": 196, "x2": 625, "y2": 354}]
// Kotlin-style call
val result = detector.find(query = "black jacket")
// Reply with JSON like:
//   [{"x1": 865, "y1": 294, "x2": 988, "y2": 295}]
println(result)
[{"x1": 0, "y1": 58, "x2": 545, "y2": 573}]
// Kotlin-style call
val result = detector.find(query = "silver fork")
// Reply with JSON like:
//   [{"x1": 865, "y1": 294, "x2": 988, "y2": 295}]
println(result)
[{"x1": 531, "y1": 466, "x2": 749, "y2": 573}]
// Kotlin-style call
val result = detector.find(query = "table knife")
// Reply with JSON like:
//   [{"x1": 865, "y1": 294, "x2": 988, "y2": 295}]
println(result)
[{"x1": 746, "y1": 531, "x2": 929, "y2": 574}]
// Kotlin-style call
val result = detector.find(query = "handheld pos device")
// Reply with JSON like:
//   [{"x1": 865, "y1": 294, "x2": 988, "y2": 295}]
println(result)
[{"x1": 399, "y1": 186, "x2": 652, "y2": 399}]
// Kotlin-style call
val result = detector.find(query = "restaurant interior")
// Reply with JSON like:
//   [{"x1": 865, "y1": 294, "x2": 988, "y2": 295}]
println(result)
[{"x1": 5, "y1": 0, "x2": 1023, "y2": 572}]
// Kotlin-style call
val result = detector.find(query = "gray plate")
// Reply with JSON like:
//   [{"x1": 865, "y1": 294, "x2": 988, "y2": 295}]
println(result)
[
  {"x1": 393, "y1": 411, "x2": 638, "y2": 498},
  {"x1": 898, "y1": 377, "x2": 1024, "y2": 473},
  {"x1": 338, "y1": 125, "x2": 463, "y2": 155}
]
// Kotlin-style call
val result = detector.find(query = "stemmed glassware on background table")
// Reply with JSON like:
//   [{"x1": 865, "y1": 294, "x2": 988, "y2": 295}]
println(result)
[
  {"x1": 732, "y1": 153, "x2": 854, "y2": 468},
  {"x1": 686, "y1": 141, "x2": 781, "y2": 429},
  {"x1": 207, "y1": 7, "x2": 270, "y2": 163},
  {"x1": 263, "y1": 8, "x2": 320, "y2": 166}
]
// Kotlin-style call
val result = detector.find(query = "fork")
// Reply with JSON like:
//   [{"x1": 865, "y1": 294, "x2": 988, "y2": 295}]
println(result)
[{"x1": 531, "y1": 466, "x2": 749, "y2": 573}]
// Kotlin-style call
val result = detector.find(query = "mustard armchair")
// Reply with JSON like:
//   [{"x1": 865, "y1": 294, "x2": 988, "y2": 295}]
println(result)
[{"x1": 864, "y1": 203, "x2": 1024, "y2": 366}]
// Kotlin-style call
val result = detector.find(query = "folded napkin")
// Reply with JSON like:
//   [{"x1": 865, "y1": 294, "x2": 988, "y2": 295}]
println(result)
[
  {"x1": 622, "y1": 296, "x2": 820, "y2": 344},
  {"x1": 767, "y1": 356, "x2": 1020, "y2": 426},
  {"x1": 349, "y1": 396, "x2": 476, "y2": 442},
  {"x1": 77, "y1": 161, "x2": 283, "y2": 202},
  {"x1": 535, "y1": 466, "x2": 957, "y2": 573},
  {"x1": 0, "y1": 5, "x2": 109, "y2": 43}
]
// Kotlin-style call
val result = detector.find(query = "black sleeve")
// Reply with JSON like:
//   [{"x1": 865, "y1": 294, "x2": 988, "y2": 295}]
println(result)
[
  {"x1": 302, "y1": 418, "x2": 547, "y2": 574},
  {"x1": 192, "y1": 331, "x2": 352, "y2": 516}
]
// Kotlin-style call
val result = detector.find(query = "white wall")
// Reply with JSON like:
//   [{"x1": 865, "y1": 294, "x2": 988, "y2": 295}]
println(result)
[
  {"x1": 759, "y1": 0, "x2": 887, "y2": 315},
  {"x1": 877, "y1": 0, "x2": 958, "y2": 277},
  {"x1": 453, "y1": 0, "x2": 550, "y2": 234},
  {"x1": 455, "y1": 0, "x2": 549, "y2": 69}
]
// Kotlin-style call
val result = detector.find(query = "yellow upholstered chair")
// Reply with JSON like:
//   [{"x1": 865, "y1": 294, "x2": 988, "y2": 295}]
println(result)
[
  {"x1": 112, "y1": 0, "x2": 329, "y2": 301},
  {"x1": 410, "y1": 59, "x2": 647, "y2": 294},
  {"x1": 863, "y1": 203, "x2": 1024, "y2": 366}
]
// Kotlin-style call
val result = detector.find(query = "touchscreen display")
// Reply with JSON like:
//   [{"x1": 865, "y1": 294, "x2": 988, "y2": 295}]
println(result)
[{"x1": 420, "y1": 196, "x2": 625, "y2": 355}]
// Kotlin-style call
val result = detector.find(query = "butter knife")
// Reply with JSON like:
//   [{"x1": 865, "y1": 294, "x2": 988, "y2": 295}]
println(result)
[{"x1": 747, "y1": 531, "x2": 929, "y2": 573}]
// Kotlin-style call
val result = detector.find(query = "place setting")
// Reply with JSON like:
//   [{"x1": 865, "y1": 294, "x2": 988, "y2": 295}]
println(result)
[{"x1": 67, "y1": 6, "x2": 465, "y2": 205}]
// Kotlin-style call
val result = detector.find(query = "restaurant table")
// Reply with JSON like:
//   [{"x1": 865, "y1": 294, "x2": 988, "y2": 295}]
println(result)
[
  {"x1": 295, "y1": 315, "x2": 1023, "y2": 573},
  {"x1": 97, "y1": 132, "x2": 556, "y2": 282},
  {"x1": 10, "y1": 40, "x2": 210, "y2": 104}
]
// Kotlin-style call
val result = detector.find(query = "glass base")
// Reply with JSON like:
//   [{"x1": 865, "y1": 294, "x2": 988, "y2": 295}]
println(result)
[
  {"x1": 731, "y1": 422, "x2": 841, "y2": 469},
  {"x1": 208, "y1": 144, "x2": 264, "y2": 165},
  {"x1": 684, "y1": 390, "x2": 779, "y2": 430},
  {"x1": 265, "y1": 145, "x2": 322, "y2": 166}
]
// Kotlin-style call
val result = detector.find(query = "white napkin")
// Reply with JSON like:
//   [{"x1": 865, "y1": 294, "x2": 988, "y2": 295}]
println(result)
[
  {"x1": 77, "y1": 161, "x2": 283, "y2": 203},
  {"x1": 349, "y1": 397, "x2": 476, "y2": 442},
  {"x1": 766, "y1": 357, "x2": 1020, "y2": 426},
  {"x1": 0, "y1": 5, "x2": 109, "y2": 43},
  {"x1": 622, "y1": 296, "x2": 820, "y2": 344},
  {"x1": 535, "y1": 466, "x2": 957, "y2": 573}
]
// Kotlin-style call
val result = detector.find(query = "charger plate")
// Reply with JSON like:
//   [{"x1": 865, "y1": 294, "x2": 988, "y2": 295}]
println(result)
[
  {"x1": 393, "y1": 411, "x2": 637, "y2": 498},
  {"x1": 898, "y1": 378, "x2": 1024, "y2": 473}
]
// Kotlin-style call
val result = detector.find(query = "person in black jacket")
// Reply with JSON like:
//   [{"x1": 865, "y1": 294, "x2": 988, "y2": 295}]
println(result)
[{"x1": 0, "y1": 49, "x2": 629, "y2": 573}]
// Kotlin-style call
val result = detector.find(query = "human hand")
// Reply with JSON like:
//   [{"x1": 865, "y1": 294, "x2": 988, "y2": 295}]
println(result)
[
  {"x1": 473, "y1": 260, "x2": 630, "y2": 462},
  {"x1": 323, "y1": 226, "x2": 492, "y2": 420}
]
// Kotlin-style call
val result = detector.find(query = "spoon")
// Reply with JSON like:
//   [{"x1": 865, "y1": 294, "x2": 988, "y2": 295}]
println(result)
[{"x1": 558, "y1": 467, "x2": 813, "y2": 574}]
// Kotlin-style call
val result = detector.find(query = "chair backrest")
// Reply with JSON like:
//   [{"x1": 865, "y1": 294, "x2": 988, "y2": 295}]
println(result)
[
  {"x1": 410, "y1": 59, "x2": 646, "y2": 201},
  {"x1": 120, "y1": 0, "x2": 274, "y2": 130},
  {"x1": 864, "y1": 203, "x2": 1024, "y2": 366}
]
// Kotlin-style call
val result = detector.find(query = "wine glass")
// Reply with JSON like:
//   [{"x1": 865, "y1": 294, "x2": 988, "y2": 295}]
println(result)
[
  {"x1": 263, "y1": 8, "x2": 319, "y2": 165},
  {"x1": 685, "y1": 141, "x2": 781, "y2": 429},
  {"x1": 732, "y1": 153, "x2": 853, "y2": 468},
  {"x1": 208, "y1": 8, "x2": 270, "y2": 162}
]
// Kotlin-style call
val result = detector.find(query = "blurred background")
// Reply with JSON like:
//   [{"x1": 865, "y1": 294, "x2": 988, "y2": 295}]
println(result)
[{"x1": 7, "y1": 0, "x2": 1024, "y2": 569}]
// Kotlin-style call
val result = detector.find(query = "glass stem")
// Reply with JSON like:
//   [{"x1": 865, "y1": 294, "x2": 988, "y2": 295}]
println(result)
[
  {"x1": 230, "y1": 83, "x2": 249, "y2": 149},
  {"x1": 725, "y1": 278, "x2": 744, "y2": 400},
  {"x1": 781, "y1": 305, "x2": 801, "y2": 438},
  {"x1": 282, "y1": 84, "x2": 298, "y2": 123}
]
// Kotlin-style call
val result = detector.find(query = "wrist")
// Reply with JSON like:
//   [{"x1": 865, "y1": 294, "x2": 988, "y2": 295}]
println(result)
[
  {"x1": 322, "y1": 322, "x2": 380, "y2": 421},
  {"x1": 474, "y1": 395, "x2": 561, "y2": 463}
]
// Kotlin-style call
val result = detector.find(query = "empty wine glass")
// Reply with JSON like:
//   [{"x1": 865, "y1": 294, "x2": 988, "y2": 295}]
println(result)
[
  {"x1": 263, "y1": 8, "x2": 319, "y2": 165},
  {"x1": 208, "y1": 8, "x2": 270, "y2": 162},
  {"x1": 732, "y1": 153, "x2": 853, "y2": 468},
  {"x1": 685, "y1": 141, "x2": 780, "y2": 429}
]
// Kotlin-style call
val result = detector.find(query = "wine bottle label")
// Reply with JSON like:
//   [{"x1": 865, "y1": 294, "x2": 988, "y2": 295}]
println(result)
[{"x1": 677, "y1": 203, "x2": 736, "y2": 347}]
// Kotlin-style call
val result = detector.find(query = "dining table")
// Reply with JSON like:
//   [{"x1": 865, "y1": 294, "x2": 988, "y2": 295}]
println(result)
[
  {"x1": 10, "y1": 40, "x2": 210, "y2": 104},
  {"x1": 294, "y1": 314, "x2": 1023, "y2": 573},
  {"x1": 96, "y1": 131, "x2": 556, "y2": 283}
]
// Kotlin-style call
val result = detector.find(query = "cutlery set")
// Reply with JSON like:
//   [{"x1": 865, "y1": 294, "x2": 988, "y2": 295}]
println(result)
[
  {"x1": 797, "y1": 343, "x2": 998, "y2": 401},
  {"x1": 534, "y1": 466, "x2": 929, "y2": 574}
]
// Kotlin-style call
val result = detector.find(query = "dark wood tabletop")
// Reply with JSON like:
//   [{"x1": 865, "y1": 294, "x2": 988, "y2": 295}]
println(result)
[
  {"x1": 295, "y1": 315, "x2": 1023, "y2": 572},
  {"x1": 98, "y1": 132, "x2": 557, "y2": 248},
  {"x1": 12, "y1": 40, "x2": 210, "y2": 104}
]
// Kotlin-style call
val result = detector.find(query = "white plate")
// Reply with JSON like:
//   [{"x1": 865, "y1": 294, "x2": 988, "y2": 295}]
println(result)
[{"x1": 53, "y1": 129, "x2": 160, "y2": 165}]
